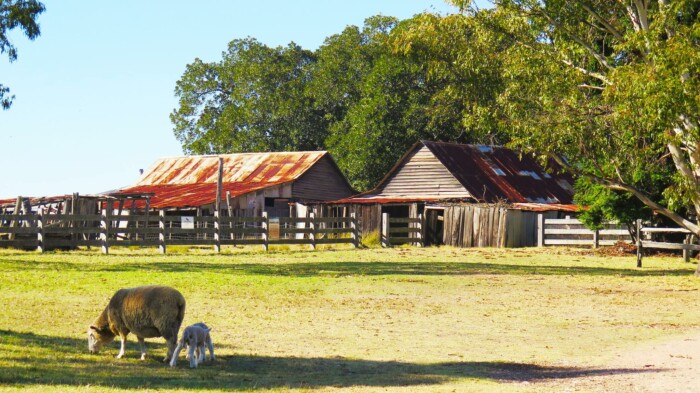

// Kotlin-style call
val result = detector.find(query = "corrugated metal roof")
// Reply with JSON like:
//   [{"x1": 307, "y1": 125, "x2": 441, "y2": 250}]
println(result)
[
  {"x1": 113, "y1": 151, "x2": 327, "y2": 209},
  {"x1": 134, "y1": 151, "x2": 326, "y2": 186},
  {"x1": 422, "y1": 141, "x2": 574, "y2": 204},
  {"x1": 333, "y1": 141, "x2": 574, "y2": 205}
]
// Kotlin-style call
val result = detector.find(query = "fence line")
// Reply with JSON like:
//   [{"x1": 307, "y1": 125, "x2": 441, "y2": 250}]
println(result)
[
  {"x1": 0, "y1": 211, "x2": 359, "y2": 254},
  {"x1": 635, "y1": 219, "x2": 700, "y2": 267},
  {"x1": 537, "y1": 215, "x2": 631, "y2": 248}
]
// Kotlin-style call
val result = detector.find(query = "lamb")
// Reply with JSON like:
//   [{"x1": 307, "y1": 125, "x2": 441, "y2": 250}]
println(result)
[
  {"x1": 87, "y1": 285, "x2": 186, "y2": 362},
  {"x1": 169, "y1": 322, "x2": 215, "y2": 368}
]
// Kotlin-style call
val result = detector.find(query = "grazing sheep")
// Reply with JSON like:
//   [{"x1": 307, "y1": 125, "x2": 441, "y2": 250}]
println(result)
[
  {"x1": 87, "y1": 285, "x2": 186, "y2": 362},
  {"x1": 169, "y1": 322, "x2": 215, "y2": 368}
]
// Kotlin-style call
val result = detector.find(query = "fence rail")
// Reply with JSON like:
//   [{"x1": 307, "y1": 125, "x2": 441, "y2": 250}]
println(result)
[
  {"x1": 537, "y1": 215, "x2": 632, "y2": 248},
  {"x1": 0, "y1": 211, "x2": 359, "y2": 253},
  {"x1": 635, "y1": 219, "x2": 699, "y2": 267}
]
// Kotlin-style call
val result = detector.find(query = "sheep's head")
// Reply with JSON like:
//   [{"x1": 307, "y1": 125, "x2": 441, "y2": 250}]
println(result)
[
  {"x1": 87, "y1": 325, "x2": 114, "y2": 353},
  {"x1": 182, "y1": 329, "x2": 195, "y2": 346}
]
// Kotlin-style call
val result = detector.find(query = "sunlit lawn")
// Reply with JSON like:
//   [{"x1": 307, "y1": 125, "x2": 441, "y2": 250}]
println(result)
[{"x1": 1, "y1": 246, "x2": 699, "y2": 392}]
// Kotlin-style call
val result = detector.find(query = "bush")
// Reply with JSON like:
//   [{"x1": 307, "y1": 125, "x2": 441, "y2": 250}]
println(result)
[{"x1": 361, "y1": 230, "x2": 382, "y2": 248}]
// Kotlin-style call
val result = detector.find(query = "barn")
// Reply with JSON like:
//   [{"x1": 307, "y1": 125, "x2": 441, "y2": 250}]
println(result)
[
  {"x1": 311, "y1": 140, "x2": 578, "y2": 247},
  {"x1": 110, "y1": 151, "x2": 354, "y2": 219}
]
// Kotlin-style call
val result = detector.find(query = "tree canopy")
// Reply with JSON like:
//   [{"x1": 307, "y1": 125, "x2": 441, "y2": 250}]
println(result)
[
  {"x1": 0, "y1": 0, "x2": 45, "y2": 110},
  {"x1": 442, "y1": 0, "x2": 700, "y2": 237},
  {"x1": 172, "y1": 0, "x2": 700, "y2": 243},
  {"x1": 172, "y1": 14, "x2": 506, "y2": 191},
  {"x1": 171, "y1": 38, "x2": 322, "y2": 154}
]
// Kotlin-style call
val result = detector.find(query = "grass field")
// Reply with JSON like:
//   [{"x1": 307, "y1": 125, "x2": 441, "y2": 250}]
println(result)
[{"x1": 1, "y1": 245, "x2": 700, "y2": 392}]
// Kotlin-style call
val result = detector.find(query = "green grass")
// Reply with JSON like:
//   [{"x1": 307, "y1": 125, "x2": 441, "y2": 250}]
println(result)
[{"x1": 1, "y1": 246, "x2": 700, "y2": 392}]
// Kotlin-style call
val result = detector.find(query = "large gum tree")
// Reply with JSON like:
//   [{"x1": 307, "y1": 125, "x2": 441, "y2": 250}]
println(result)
[{"x1": 449, "y1": 1, "x2": 700, "y2": 239}]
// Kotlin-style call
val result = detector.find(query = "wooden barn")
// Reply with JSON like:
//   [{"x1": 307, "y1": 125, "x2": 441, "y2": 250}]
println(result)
[
  {"x1": 312, "y1": 140, "x2": 577, "y2": 247},
  {"x1": 111, "y1": 151, "x2": 354, "y2": 219}
]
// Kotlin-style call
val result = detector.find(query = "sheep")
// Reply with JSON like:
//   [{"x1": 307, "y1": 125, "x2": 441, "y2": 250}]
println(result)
[
  {"x1": 87, "y1": 285, "x2": 186, "y2": 362},
  {"x1": 169, "y1": 322, "x2": 215, "y2": 368},
  {"x1": 184, "y1": 322, "x2": 215, "y2": 363}
]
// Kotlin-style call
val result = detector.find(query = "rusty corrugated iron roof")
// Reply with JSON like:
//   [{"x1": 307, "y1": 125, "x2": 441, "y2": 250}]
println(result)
[
  {"x1": 331, "y1": 141, "x2": 574, "y2": 206},
  {"x1": 113, "y1": 151, "x2": 328, "y2": 209},
  {"x1": 422, "y1": 141, "x2": 574, "y2": 204}
]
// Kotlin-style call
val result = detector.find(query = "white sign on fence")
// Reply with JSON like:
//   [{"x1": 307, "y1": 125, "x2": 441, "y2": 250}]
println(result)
[{"x1": 181, "y1": 216, "x2": 194, "y2": 229}]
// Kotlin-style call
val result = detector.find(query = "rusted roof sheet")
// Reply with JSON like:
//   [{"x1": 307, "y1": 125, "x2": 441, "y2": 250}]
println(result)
[
  {"x1": 332, "y1": 141, "x2": 574, "y2": 205},
  {"x1": 422, "y1": 141, "x2": 574, "y2": 204},
  {"x1": 133, "y1": 152, "x2": 326, "y2": 186},
  {"x1": 510, "y1": 203, "x2": 579, "y2": 212},
  {"x1": 113, "y1": 151, "x2": 327, "y2": 209}
]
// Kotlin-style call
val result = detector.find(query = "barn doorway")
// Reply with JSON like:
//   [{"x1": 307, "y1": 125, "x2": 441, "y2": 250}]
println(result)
[{"x1": 425, "y1": 207, "x2": 444, "y2": 246}]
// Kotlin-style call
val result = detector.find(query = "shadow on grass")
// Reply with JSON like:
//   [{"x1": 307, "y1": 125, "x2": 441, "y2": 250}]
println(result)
[
  {"x1": 0, "y1": 330, "x2": 664, "y2": 390},
  {"x1": 2, "y1": 259, "x2": 694, "y2": 277}
]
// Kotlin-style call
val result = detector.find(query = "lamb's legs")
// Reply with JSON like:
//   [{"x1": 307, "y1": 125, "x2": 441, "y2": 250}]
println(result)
[
  {"x1": 188, "y1": 343, "x2": 197, "y2": 368},
  {"x1": 137, "y1": 336, "x2": 147, "y2": 360},
  {"x1": 196, "y1": 344, "x2": 206, "y2": 364},
  {"x1": 206, "y1": 338, "x2": 215, "y2": 361}
]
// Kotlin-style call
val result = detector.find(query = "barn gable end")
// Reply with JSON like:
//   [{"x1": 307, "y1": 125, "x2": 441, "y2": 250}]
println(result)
[
  {"x1": 374, "y1": 145, "x2": 472, "y2": 199},
  {"x1": 293, "y1": 155, "x2": 355, "y2": 201}
]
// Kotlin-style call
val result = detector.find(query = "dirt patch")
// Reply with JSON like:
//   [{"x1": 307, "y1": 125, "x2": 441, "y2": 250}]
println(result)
[
  {"x1": 539, "y1": 330, "x2": 700, "y2": 392},
  {"x1": 595, "y1": 241, "x2": 638, "y2": 257}
]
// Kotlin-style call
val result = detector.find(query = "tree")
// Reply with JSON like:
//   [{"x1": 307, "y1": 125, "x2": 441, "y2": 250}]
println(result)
[
  {"x1": 0, "y1": 0, "x2": 45, "y2": 109},
  {"x1": 447, "y1": 1, "x2": 700, "y2": 240},
  {"x1": 171, "y1": 38, "x2": 323, "y2": 154},
  {"x1": 171, "y1": 13, "x2": 509, "y2": 191},
  {"x1": 308, "y1": 16, "x2": 404, "y2": 190},
  {"x1": 321, "y1": 14, "x2": 507, "y2": 190}
]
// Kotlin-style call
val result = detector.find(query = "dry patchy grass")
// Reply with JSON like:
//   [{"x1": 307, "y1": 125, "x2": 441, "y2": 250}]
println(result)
[{"x1": 0, "y1": 246, "x2": 699, "y2": 392}]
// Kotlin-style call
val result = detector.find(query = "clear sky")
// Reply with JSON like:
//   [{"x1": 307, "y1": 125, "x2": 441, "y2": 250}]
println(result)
[{"x1": 0, "y1": 0, "x2": 485, "y2": 199}]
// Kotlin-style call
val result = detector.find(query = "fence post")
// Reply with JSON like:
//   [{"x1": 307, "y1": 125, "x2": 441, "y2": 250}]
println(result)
[
  {"x1": 214, "y1": 210, "x2": 221, "y2": 253},
  {"x1": 309, "y1": 211, "x2": 316, "y2": 250},
  {"x1": 537, "y1": 213, "x2": 544, "y2": 247},
  {"x1": 262, "y1": 211, "x2": 269, "y2": 251},
  {"x1": 416, "y1": 213, "x2": 424, "y2": 247},
  {"x1": 350, "y1": 212, "x2": 358, "y2": 248},
  {"x1": 36, "y1": 209, "x2": 44, "y2": 253},
  {"x1": 636, "y1": 219, "x2": 643, "y2": 268},
  {"x1": 683, "y1": 234, "x2": 691, "y2": 262},
  {"x1": 593, "y1": 229, "x2": 599, "y2": 249},
  {"x1": 70, "y1": 193, "x2": 78, "y2": 250},
  {"x1": 101, "y1": 209, "x2": 110, "y2": 255},
  {"x1": 159, "y1": 210, "x2": 166, "y2": 254},
  {"x1": 381, "y1": 212, "x2": 390, "y2": 248}
]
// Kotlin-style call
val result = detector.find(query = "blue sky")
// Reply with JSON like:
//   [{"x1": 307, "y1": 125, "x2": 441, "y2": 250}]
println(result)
[{"x1": 0, "y1": 0, "x2": 487, "y2": 198}]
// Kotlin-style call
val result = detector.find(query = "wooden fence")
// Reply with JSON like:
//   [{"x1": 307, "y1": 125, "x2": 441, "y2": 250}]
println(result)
[
  {"x1": 0, "y1": 211, "x2": 358, "y2": 253},
  {"x1": 538, "y1": 215, "x2": 632, "y2": 248},
  {"x1": 635, "y1": 219, "x2": 700, "y2": 267},
  {"x1": 380, "y1": 213, "x2": 423, "y2": 247}
]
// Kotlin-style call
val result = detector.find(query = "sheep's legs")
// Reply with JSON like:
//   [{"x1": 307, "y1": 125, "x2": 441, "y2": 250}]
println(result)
[
  {"x1": 137, "y1": 337, "x2": 147, "y2": 360},
  {"x1": 116, "y1": 334, "x2": 127, "y2": 359},
  {"x1": 169, "y1": 340, "x2": 185, "y2": 367},
  {"x1": 164, "y1": 335, "x2": 177, "y2": 363}
]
